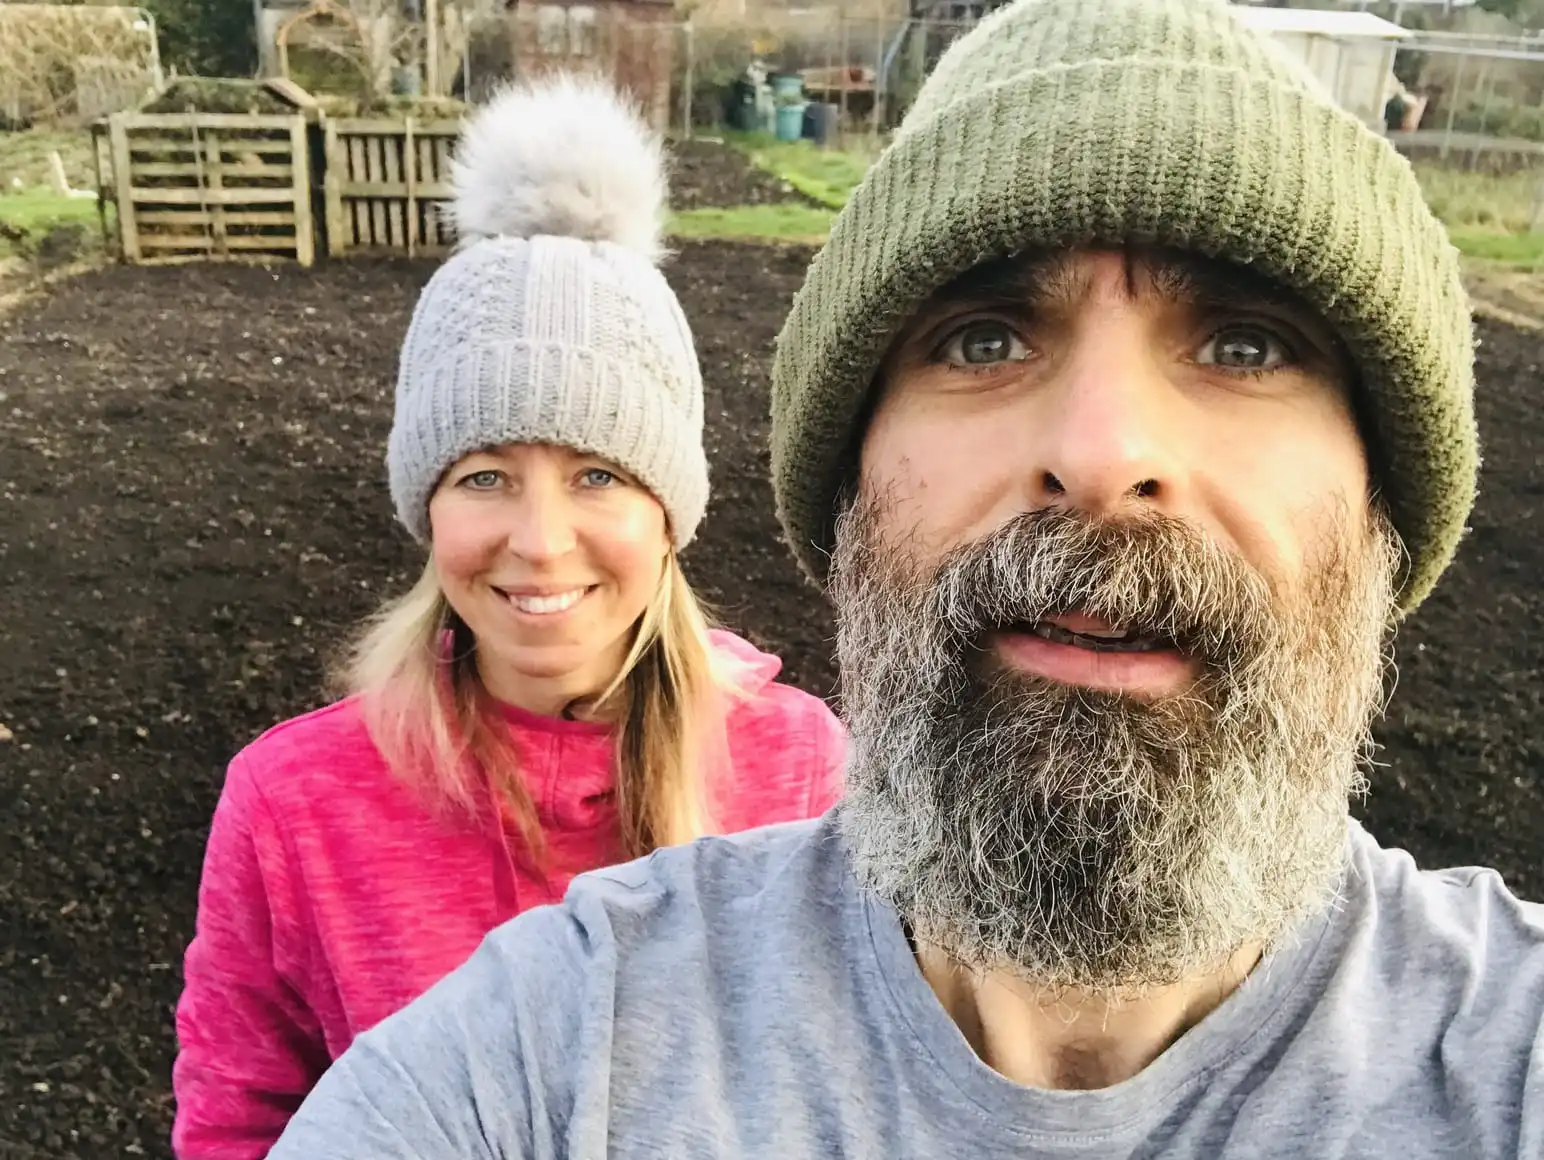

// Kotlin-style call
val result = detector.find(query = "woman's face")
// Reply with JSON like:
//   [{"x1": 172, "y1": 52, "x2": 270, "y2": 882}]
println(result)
[{"x1": 428, "y1": 443, "x2": 671, "y2": 716}]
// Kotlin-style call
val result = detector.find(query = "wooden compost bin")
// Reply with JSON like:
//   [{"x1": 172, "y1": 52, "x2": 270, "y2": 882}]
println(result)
[
  {"x1": 102, "y1": 111, "x2": 316, "y2": 265},
  {"x1": 322, "y1": 118, "x2": 461, "y2": 258}
]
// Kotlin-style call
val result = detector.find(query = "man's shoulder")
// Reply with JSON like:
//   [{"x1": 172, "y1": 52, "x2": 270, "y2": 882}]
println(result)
[
  {"x1": 1343, "y1": 822, "x2": 1544, "y2": 1022},
  {"x1": 569, "y1": 813, "x2": 841, "y2": 928},
  {"x1": 1349, "y1": 820, "x2": 1544, "y2": 942},
  {"x1": 489, "y1": 813, "x2": 848, "y2": 969}
]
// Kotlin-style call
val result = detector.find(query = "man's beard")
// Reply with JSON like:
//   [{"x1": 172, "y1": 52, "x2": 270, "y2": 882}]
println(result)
[{"x1": 831, "y1": 497, "x2": 1401, "y2": 994}]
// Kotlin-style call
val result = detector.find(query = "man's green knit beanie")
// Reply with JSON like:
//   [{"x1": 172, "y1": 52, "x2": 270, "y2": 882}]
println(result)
[{"x1": 770, "y1": 0, "x2": 1477, "y2": 612}]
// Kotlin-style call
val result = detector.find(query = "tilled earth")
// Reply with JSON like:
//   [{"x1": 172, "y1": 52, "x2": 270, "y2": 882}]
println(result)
[
  {"x1": 667, "y1": 137, "x2": 816, "y2": 210},
  {"x1": 1, "y1": 253, "x2": 1541, "y2": 1154}
]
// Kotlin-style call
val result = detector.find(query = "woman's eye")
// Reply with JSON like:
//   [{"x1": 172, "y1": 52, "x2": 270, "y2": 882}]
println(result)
[
  {"x1": 1196, "y1": 325, "x2": 1294, "y2": 372},
  {"x1": 940, "y1": 321, "x2": 1030, "y2": 367},
  {"x1": 581, "y1": 468, "x2": 617, "y2": 488},
  {"x1": 461, "y1": 469, "x2": 502, "y2": 489}
]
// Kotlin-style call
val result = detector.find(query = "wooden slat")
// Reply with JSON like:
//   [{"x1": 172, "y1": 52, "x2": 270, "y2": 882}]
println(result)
[
  {"x1": 404, "y1": 116, "x2": 417, "y2": 257},
  {"x1": 128, "y1": 160, "x2": 294, "y2": 179},
  {"x1": 348, "y1": 134, "x2": 367, "y2": 250},
  {"x1": 136, "y1": 210, "x2": 297, "y2": 227},
  {"x1": 334, "y1": 117, "x2": 462, "y2": 135},
  {"x1": 200, "y1": 130, "x2": 225, "y2": 255},
  {"x1": 139, "y1": 233, "x2": 298, "y2": 251},
  {"x1": 91, "y1": 124, "x2": 111, "y2": 250},
  {"x1": 129, "y1": 187, "x2": 298, "y2": 205},
  {"x1": 420, "y1": 134, "x2": 435, "y2": 243},
  {"x1": 116, "y1": 112, "x2": 302, "y2": 131},
  {"x1": 324, "y1": 120, "x2": 346, "y2": 257},
  {"x1": 415, "y1": 133, "x2": 431, "y2": 248},
  {"x1": 128, "y1": 137, "x2": 293, "y2": 153},
  {"x1": 435, "y1": 136, "x2": 453, "y2": 246},
  {"x1": 137, "y1": 233, "x2": 226, "y2": 250},
  {"x1": 383, "y1": 129, "x2": 404, "y2": 251},
  {"x1": 225, "y1": 234, "x2": 299, "y2": 251},
  {"x1": 367, "y1": 135, "x2": 386, "y2": 248},
  {"x1": 109, "y1": 116, "x2": 140, "y2": 262},
  {"x1": 289, "y1": 117, "x2": 314, "y2": 268}
]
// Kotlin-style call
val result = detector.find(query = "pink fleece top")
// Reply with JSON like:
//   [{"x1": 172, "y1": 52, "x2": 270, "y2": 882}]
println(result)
[{"x1": 171, "y1": 630, "x2": 846, "y2": 1159}]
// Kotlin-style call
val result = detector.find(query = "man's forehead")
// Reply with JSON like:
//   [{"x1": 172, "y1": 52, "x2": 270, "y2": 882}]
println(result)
[{"x1": 921, "y1": 247, "x2": 1319, "y2": 320}]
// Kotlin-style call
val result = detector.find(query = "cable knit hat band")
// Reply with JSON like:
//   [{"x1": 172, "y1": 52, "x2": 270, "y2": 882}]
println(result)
[
  {"x1": 388, "y1": 76, "x2": 709, "y2": 549},
  {"x1": 770, "y1": 0, "x2": 1478, "y2": 612}
]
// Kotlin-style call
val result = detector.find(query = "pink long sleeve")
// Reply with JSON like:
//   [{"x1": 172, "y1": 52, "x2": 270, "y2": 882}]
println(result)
[
  {"x1": 805, "y1": 689, "x2": 848, "y2": 816},
  {"x1": 170, "y1": 629, "x2": 846, "y2": 1157},
  {"x1": 173, "y1": 756, "x2": 330, "y2": 1159}
]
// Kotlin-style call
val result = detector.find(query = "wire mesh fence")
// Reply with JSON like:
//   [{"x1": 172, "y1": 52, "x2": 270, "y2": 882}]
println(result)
[
  {"x1": 1390, "y1": 29, "x2": 1544, "y2": 233},
  {"x1": 448, "y1": 7, "x2": 975, "y2": 144}
]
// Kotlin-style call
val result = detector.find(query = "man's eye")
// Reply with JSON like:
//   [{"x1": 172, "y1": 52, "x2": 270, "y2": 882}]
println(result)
[
  {"x1": 940, "y1": 321, "x2": 1030, "y2": 367},
  {"x1": 1196, "y1": 325, "x2": 1294, "y2": 372}
]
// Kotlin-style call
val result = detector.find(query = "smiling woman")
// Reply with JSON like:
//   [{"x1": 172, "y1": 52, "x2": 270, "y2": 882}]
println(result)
[
  {"x1": 169, "y1": 73, "x2": 847, "y2": 1160},
  {"x1": 352, "y1": 437, "x2": 725, "y2": 860},
  {"x1": 433, "y1": 446, "x2": 671, "y2": 720}
]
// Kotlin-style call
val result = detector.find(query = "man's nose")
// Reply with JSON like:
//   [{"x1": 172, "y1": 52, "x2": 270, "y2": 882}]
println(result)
[{"x1": 1025, "y1": 323, "x2": 1189, "y2": 518}]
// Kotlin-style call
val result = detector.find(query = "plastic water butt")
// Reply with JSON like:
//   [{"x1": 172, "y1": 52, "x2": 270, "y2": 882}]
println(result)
[
  {"x1": 775, "y1": 102, "x2": 808, "y2": 141},
  {"x1": 771, "y1": 73, "x2": 805, "y2": 100}
]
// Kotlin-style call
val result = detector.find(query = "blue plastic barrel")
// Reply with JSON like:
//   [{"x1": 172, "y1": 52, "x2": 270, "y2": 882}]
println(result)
[
  {"x1": 775, "y1": 102, "x2": 807, "y2": 141},
  {"x1": 771, "y1": 73, "x2": 805, "y2": 100}
]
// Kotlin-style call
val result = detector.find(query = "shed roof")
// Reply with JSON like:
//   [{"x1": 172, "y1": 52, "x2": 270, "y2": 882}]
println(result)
[{"x1": 1234, "y1": 6, "x2": 1411, "y2": 40}]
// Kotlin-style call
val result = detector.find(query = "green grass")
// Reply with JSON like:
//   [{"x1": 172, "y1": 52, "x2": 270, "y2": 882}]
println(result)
[
  {"x1": 708, "y1": 143, "x2": 1544, "y2": 269},
  {"x1": 0, "y1": 188, "x2": 111, "y2": 260},
  {"x1": 668, "y1": 203, "x2": 836, "y2": 243},
  {"x1": 723, "y1": 130, "x2": 878, "y2": 210},
  {"x1": 1412, "y1": 163, "x2": 1544, "y2": 269},
  {"x1": 1447, "y1": 229, "x2": 1544, "y2": 268}
]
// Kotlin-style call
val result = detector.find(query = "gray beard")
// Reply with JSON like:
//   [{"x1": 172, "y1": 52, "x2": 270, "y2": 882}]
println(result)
[{"x1": 830, "y1": 499, "x2": 1399, "y2": 993}]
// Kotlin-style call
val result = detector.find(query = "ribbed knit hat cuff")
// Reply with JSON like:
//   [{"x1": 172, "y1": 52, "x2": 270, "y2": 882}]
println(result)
[
  {"x1": 772, "y1": 58, "x2": 1476, "y2": 612},
  {"x1": 391, "y1": 342, "x2": 710, "y2": 549}
]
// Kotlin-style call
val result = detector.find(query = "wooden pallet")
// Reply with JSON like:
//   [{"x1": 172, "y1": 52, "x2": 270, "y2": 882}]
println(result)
[
  {"x1": 104, "y1": 112, "x2": 315, "y2": 266},
  {"x1": 322, "y1": 117, "x2": 461, "y2": 258}
]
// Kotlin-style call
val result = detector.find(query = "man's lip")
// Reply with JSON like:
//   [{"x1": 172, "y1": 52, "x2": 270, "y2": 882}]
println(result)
[{"x1": 990, "y1": 626, "x2": 1199, "y2": 697}]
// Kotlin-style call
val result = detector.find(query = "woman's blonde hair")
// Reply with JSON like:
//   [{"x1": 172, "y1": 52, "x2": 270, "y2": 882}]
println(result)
[{"x1": 333, "y1": 552, "x2": 737, "y2": 865}]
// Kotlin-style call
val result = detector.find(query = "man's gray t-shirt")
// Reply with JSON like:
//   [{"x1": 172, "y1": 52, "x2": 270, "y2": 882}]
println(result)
[{"x1": 269, "y1": 813, "x2": 1544, "y2": 1158}]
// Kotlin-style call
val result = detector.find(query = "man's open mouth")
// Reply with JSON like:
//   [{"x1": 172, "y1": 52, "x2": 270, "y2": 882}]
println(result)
[{"x1": 1023, "y1": 620, "x2": 1169, "y2": 653}]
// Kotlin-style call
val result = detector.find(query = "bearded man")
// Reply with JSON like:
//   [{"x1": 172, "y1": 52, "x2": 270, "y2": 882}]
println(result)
[{"x1": 267, "y1": 0, "x2": 1544, "y2": 1156}]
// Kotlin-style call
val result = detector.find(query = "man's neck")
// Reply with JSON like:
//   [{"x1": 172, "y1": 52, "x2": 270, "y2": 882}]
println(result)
[{"x1": 916, "y1": 943, "x2": 1262, "y2": 1090}]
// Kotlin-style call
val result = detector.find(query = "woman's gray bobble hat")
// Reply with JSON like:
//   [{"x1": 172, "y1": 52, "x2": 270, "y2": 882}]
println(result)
[{"x1": 388, "y1": 74, "x2": 709, "y2": 549}]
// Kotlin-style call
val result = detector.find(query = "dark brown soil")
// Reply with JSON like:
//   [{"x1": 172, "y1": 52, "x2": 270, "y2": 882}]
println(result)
[
  {"x1": 0, "y1": 247, "x2": 1539, "y2": 1158},
  {"x1": 667, "y1": 137, "x2": 817, "y2": 210}
]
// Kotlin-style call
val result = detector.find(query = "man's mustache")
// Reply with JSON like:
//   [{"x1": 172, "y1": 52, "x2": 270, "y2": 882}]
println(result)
[{"x1": 925, "y1": 507, "x2": 1277, "y2": 674}]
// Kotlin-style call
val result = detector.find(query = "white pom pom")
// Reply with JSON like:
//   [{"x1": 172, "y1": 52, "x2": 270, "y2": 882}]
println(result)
[{"x1": 449, "y1": 73, "x2": 667, "y2": 262}]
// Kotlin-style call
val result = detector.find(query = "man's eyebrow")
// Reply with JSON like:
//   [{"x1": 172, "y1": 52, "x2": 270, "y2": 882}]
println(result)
[
  {"x1": 922, "y1": 250, "x2": 1319, "y2": 323},
  {"x1": 1144, "y1": 255, "x2": 1311, "y2": 317},
  {"x1": 925, "y1": 252, "x2": 1081, "y2": 314}
]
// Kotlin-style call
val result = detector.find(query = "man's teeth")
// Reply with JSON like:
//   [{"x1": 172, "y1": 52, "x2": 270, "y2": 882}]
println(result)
[
  {"x1": 507, "y1": 589, "x2": 586, "y2": 614},
  {"x1": 1028, "y1": 621, "x2": 1163, "y2": 653}
]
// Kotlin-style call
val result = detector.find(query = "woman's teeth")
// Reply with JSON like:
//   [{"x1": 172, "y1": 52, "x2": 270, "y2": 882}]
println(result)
[{"x1": 506, "y1": 588, "x2": 586, "y2": 614}]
